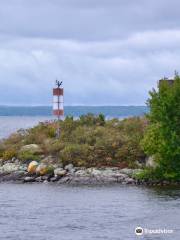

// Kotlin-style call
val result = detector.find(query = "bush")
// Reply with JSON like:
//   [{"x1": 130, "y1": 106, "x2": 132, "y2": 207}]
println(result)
[
  {"x1": 60, "y1": 144, "x2": 90, "y2": 167},
  {"x1": 2, "y1": 149, "x2": 17, "y2": 160},
  {"x1": 18, "y1": 150, "x2": 41, "y2": 163}
]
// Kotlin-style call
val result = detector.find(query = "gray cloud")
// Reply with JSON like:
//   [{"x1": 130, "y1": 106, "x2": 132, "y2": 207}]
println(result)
[{"x1": 0, "y1": 0, "x2": 180, "y2": 105}]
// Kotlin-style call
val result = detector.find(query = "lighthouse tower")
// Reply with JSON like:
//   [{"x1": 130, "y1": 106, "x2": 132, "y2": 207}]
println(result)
[
  {"x1": 53, "y1": 80, "x2": 64, "y2": 137},
  {"x1": 53, "y1": 80, "x2": 64, "y2": 120}
]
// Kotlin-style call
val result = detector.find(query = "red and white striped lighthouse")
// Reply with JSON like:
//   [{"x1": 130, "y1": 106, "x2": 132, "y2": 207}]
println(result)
[{"x1": 53, "y1": 80, "x2": 64, "y2": 120}]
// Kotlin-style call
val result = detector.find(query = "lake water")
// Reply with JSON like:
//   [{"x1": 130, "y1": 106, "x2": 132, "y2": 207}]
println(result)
[
  {"x1": 0, "y1": 106, "x2": 148, "y2": 139},
  {"x1": 0, "y1": 183, "x2": 179, "y2": 240}
]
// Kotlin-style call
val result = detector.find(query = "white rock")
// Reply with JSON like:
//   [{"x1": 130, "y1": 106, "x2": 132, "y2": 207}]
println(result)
[
  {"x1": 64, "y1": 164, "x2": 74, "y2": 171},
  {"x1": 75, "y1": 169, "x2": 88, "y2": 177},
  {"x1": 54, "y1": 168, "x2": 66, "y2": 177}
]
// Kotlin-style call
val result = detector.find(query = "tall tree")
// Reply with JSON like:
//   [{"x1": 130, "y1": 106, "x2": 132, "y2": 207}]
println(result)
[{"x1": 142, "y1": 74, "x2": 180, "y2": 177}]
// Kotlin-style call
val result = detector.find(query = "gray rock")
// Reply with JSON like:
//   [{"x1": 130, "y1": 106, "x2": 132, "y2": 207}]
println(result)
[
  {"x1": 23, "y1": 176, "x2": 35, "y2": 182},
  {"x1": 11, "y1": 157, "x2": 16, "y2": 163},
  {"x1": 54, "y1": 168, "x2": 66, "y2": 177},
  {"x1": 50, "y1": 176, "x2": 60, "y2": 182},
  {"x1": 35, "y1": 176, "x2": 43, "y2": 182},
  {"x1": 123, "y1": 177, "x2": 135, "y2": 184},
  {"x1": 43, "y1": 180, "x2": 49, "y2": 184},
  {"x1": 58, "y1": 176, "x2": 71, "y2": 184},
  {"x1": 119, "y1": 168, "x2": 134, "y2": 176},
  {"x1": 75, "y1": 169, "x2": 89, "y2": 177},
  {"x1": 0, "y1": 171, "x2": 25, "y2": 182},
  {"x1": 64, "y1": 164, "x2": 74, "y2": 172},
  {"x1": 87, "y1": 168, "x2": 102, "y2": 176}
]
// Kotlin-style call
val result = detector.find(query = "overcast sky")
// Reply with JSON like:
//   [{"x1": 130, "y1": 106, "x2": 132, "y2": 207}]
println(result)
[{"x1": 0, "y1": 0, "x2": 180, "y2": 106}]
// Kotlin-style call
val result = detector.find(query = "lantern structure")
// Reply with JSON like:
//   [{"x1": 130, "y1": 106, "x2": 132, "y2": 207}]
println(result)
[{"x1": 53, "y1": 80, "x2": 64, "y2": 137}]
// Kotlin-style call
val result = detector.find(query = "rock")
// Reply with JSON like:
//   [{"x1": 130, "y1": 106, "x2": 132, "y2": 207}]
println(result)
[
  {"x1": 87, "y1": 168, "x2": 102, "y2": 176},
  {"x1": 75, "y1": 169, "x2": 88, "y2": 177},
  {"x1": 119, "y1": 168, "x2": 134, "y2": 176},
  {"x1": 27, "y1": 161, "x2": 39, "y2": 174},
  {"x1": 57, "y1": 176, "x2": 71, "y2": 183},
  {"x1": 41, "y1": 175, "x2": 49, "y2": 181},
  {"x1": 43, "y1": 180, "x2": 49, "y2": 184},
  {"x1": 11, "y1": 157, "x2": 16, "y2": 163},
  {"x1": 69, "y1": 176, "x2": 92, "y2": 185},
  {"x1": 50, "y1": 176, "x2": 60, "y2": 182},
  {"x1": 54, "y1": 168, "x2": 66, "y2": 177},
  {"x1": 35, "y1": 176, "x2": 43, "y2": 182},
  {"x1": 116, "y1": 173, "x2": 129, "y2": 181},
  {"x1": 20, "y1": 144, "x2": 43, "y2": 154},
  {"x1": 0, "y1": 171, "x2": 26, "y2": 182},
  {"x1": 15, "y1": 159, "x2": 20, "y2": 164},
  {"x1": 0, "y1": 163, "x2": 21, "y2": 173},
  {"x1": 146, "y1": 156, "x2": 158, "y2": 168},
  {"x1": 64, "y1": 164, "x2": 74, "y2": 172},
  {"x1": 36, "y1": 164, "x2": 53, "y2": 176},
  {"x1": 101, "y1": 168, "x2": 116, "y2": 177},
  {"x1": 123, "y1": 177, "x2": 135, "y2": 184},
  {"x1": 23, "y1": 176, "x2": 35, "y2": 182},
  {"x1": 19, "y1": 164, "x2": 27, "y2": 171}
]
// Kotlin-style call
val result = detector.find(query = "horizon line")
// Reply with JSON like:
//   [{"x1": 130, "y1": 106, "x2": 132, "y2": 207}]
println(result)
[{"x1": 0, "y1": 104, "x2": 147, "y2": 107}]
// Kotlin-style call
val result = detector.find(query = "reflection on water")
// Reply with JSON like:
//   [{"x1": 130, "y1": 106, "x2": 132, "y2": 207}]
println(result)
[{"x1": 0, "y1": 184, "x2": 179, "y2": 240}]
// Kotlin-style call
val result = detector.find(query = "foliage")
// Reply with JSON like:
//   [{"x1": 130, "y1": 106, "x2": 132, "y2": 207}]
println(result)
[
  {"x1": 141, "y1": 74, "x2": 180, "y2": 180},
  {"x1": 18, "y1": 150, "x2": 41, "y2": 163},
  {"x1": 134, "y1": 167, "x2": 180, "y2": 181},
  {"x1": 2, "y1": 149, "x2": 17, "y2": 160},
  {"x1": 0, "y1": 114, "x2": 147, "y2": 167}
]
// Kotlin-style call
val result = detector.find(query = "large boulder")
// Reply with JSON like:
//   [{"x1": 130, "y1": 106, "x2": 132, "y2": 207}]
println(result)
[
  {"x1": 20, "y1": 144, "x2": 43, "y2": 154},
  {"x1": 27, "y1": 161, "x2": 39, "y2": 174},
  {"x1": 54, "y1": 168, "x2": 67, "y2": 177},
  {"x1": 36, "y1": 164, "x2": 54, "y2": 176}
]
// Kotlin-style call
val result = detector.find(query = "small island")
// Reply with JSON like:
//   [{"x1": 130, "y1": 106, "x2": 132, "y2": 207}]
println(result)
[{"x1": 0, "y1": 75, "x2": 180, "y2": 186}]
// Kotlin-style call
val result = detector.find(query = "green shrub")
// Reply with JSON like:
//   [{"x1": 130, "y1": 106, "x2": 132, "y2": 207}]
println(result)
[
  {"x1": 18, "y1": 150, "x2": 41, "y2": 163},
  {"x1": 60, "y1": 144, "x2": 90, "y2": 167},
  {"x1": 134, "y1": 167, "x2": 180, "y2": 181},
  {"x1": 2, "y1": 149, "x2": 17, "y2": 160}
]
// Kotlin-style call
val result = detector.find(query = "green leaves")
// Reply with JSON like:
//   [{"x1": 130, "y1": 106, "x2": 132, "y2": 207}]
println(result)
[{"x1": 141, "y1": 75, "x2": 180, "y2": 178}]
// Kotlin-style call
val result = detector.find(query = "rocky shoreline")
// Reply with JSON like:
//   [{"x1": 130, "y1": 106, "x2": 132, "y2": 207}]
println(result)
[
  {"x1": 0, "y1": 159, "x2": 180, "y2": 186},
  {"x1": 0, "y1": 160, "x2": 139, "y2": 185}
]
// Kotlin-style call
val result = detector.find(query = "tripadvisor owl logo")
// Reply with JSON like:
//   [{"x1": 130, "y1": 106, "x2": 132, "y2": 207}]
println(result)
[{"x1": 135, "y1": 227, "x2": 143, "y2": 236}]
